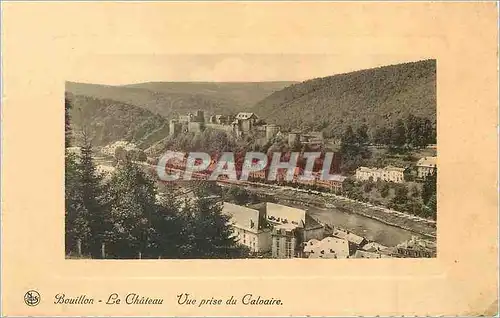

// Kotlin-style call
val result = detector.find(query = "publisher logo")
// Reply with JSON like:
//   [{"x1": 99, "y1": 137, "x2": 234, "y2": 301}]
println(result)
[{"x1": 24, "y1": 290, "x2": 40, "y2": 306}]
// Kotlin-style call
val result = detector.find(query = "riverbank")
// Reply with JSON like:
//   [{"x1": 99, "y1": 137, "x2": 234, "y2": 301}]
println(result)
[
  {"x1": 109, "y1": 160, "x2": 436, "y2": 240},
  {"x1": 223, "y1": 180, "x2": 437, "y2": 240}
]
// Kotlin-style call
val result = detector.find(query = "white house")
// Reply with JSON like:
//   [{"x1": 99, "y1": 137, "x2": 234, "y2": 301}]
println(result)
[
  {"x1": 416, "y1": 156, "x2": 437, "y2": 179},
  {"x1": 222, "y1": 202, "x2": 272, "y2": 253}
]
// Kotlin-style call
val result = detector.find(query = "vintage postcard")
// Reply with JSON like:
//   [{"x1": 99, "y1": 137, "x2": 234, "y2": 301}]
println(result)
[{"x1": 1, "y1": 1, "x2": 498, "y2": 317}]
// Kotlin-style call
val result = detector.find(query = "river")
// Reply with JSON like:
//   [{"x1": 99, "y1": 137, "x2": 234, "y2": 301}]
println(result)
[
  {"x1": 235, "y1": 182, "x2": 424, "y2": 247},
  {"x1": 285, "y1": 203, "x2": 420, "y2": 247}
]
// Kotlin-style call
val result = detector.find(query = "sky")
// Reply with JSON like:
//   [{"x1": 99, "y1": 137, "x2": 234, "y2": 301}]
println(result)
[{"x1": 67, "y1": 54, "x2": 432, "y2": 85}]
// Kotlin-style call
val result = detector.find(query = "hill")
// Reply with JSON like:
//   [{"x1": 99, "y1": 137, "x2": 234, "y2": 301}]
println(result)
[
  {"x1": 252, "y1": 59, "x2": 436, "y2": 137},
  {"x1": 125, "y1": 81, "x2": 295, "y2": 109},
  {"x1": 66, "y1": 81, "x2": 294, "y2": 118},
  {"x1": 67, "y1": 93, "x2": 169, "y2": 149}
]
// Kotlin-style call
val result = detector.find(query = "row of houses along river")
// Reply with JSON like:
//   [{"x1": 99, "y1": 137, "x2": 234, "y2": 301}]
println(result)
[
  {"x1": 96, "y1": 158, "x2": 430, "y2": 248},
  {"x1": 235, "y1": 183, "x2": 429, "y2": 248}
]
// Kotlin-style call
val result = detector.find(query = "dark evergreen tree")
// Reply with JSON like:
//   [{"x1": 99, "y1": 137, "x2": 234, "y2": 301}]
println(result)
[
  {"x1": 341, "y1": 125, "x2": 356, "y2": 145},
  {"x1": 65, "y1": 152, "x2": 88, "y2": 255},
  {"x1": 149, "y1": 189, "x2": 185, "y2": 259},
  {"x1": 78, "y1": 135, "x2": 113, "y2": 258},
  {"x1": 356, "y1": 124, "x2": 369, "y2": 145},
  {"x1": 107, "y1": 157, "x2": 158, "y2": 258},
  {"x1": 180, "y1": 196, "x2": 248, "y2": 259},
  {"x1": 373, "y1": 126, "x2": 392, "y2": 145},
  {"x1": 422, "y1": 169, "x2": 437, "y2": 205},
  {"x1": 391, "y1": 119, "x2": 407, "y2": 147}
]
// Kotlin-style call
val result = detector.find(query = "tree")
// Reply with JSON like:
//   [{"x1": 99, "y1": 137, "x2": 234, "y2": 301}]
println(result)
[
  {"x1": 392, "y1": 185, "x2": 409, "y2": 205},
  {"x1": 391, "y1": 119, "x2": 407, "y2": 148},
  {"x1": 78, "y1": 135, "x2": 113, "y2": 258},
  {"x1": 114, "y1": 146, "x2": 127, "y2": 162},
  {"x1": 380, "y1": 183, "x2": 390, "y2": 198},
  {"x1": 340, "y1": 125, "x2": 371, "y2": 174},
  {"x1": 224, "y1": 186, "x2": 251, "y2": 205},
  {"x1": 363, "y1": 180, "x2": 375, "y2": 193},
  {"x1": 107, "y1": 157, "x2": 158, "y2": 258},
  {"x1": 356, "y1": 124, "x2": 369, "y2": 145},
  {"x1": 373, "y1": 127, "x2": 392, "y2": 145},
  {"x1": 422, "y1": 169, "x2": 437, "y2": 205},
  {"x1": 65, "y1": 98, "x2": 110, "y2": 257},
  {"x1": 179, "y1": 197, "x2": 249, "y2": 259},
  {"x1": 65, "y1": 97, "x2": 88, "y2": 255},
  {"x1": 149, "y1": 189, "x2": 185, "y2": 259},
  {"x1": 65, "y1": 152, "x2": 88, "y2": 256},
  {"x1": 426, "y1": 194, "x2": 437, "y2": 219},
  {"x1": 341, "y1": 125, "x2": 356, "y2": 145},
  {"x1": 194, "y1": 181, "x2": 222, "y2": 197}
]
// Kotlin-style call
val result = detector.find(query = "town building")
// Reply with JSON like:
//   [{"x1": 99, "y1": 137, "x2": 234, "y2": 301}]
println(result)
[
  {"x1": 361, "y1": 242, "x2": 388, "y2": 253},
  {"x1": 245, "y1": 202, "x2": 326, "y2": 258},
  {"x1": 177, "y1": 110, "x2": 206, "y2": 133},
  {"x1": 303, "y1": 236, "x2": 350, "y2": 259},
  {"x1": 416, "y1": 156, "x2": 437, "y2": 179},
  {"x1": 300, "y1": 131, "x2": 324, "y2": 145},
  {"x1": 287, "y1": 131, "x2": 324, "y2": 147},
  {"x1": 331, "y1": 228, "x2": 367, "y2": 255},
  {"x1": 209, "y1": 114, "x2": 231, "y2": 124},
  {"x1": 265, "y1": 124, "x2": 280, "y2": 142},
  {"x1": 314, "y1": 172, "x2": 346, "y2": 193},
  {"x1": 188, "y1": 121, "x2": 204, "y2": 133},
  {"x1": 355, "y1": 166, "x2": 407, "y2": 183},
  {"x1": 272, "y1": 160, "x2": 344, "y2": 192},
  {"x1": 271, "y1": 224, "x2": 298, "y2": 259},
  {"x1": 393, "y1": 236, "x2": 436, "y2": 258},
  {"x1": 169, "y1": 119, "x2": 182, "y2": 136},
  {"x1": 233, "y1": 112, "x2": 258, "y2": 132},
  {"x1": 222, "y1": 202, "x2": 272, "y2": 254},
  {"x1": 178, "y1": 114, "x2": 192, "y2": 123}
]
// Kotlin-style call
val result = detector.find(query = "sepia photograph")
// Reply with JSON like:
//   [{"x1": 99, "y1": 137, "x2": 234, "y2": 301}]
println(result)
[
  {"x1": 64, "y1": 55, "x2": 437, "y2": 260},
  {"x1": 2, "y1": 2, "x2": 498, "y2": 317}
]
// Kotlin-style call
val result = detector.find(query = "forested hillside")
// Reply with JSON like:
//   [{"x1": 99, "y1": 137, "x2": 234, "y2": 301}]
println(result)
[
  {"x1": 252, "y1": 59, "x2": 436, "y2": 138},
  {"x1": 68, "y1": 93, "x2": 169, "y2": 149}
]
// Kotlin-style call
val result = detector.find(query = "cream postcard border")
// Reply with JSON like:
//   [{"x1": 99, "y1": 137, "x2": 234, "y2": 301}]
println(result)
[{"x1": 1, "y1": 2, "x2": 498, "y2": 316}]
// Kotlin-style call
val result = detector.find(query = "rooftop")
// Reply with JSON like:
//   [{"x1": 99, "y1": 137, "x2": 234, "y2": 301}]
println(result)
[
  {"x1": 222, "y1": 202, "x2": 264, "y2": 233},
  {"x1": 417, "y1": 156, "x2": 437, "y2": 168},
  {"x1": 304, "y1": 214, "x2": 324, "y2": 230},
  {"x1": 362, "y1": 242, "x2": 388, "y2": 252},
  {"x1": 385, "y1": 165, "x2": 407, "y2": 172},
  {"x1": 332, "y1": 228, "x2": 366, "y2": 246},
  {"x1": 397, "y1": 236, "x2": 436, "y2": 251},
  {"x1": 316, "y1": 172, "x2": 347, "y2": 182},
  {"x1": 356, "y1": 166, "x2": 406, "y2": 173},
  {"x1": 235, "y1": 112, "x2": 257, "y2": 120},
  {"x1": 304, "y1": 237, "x2": 350, "y2": 259},
  {"x1": 265, "y1": 202, "x2": 306, "y2": 227}
]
